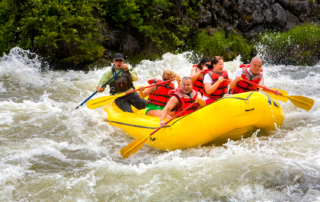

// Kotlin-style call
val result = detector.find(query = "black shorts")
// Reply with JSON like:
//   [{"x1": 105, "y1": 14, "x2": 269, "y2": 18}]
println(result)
[{"x1": 115, "y1": 92, "x2": 147, "y2": 112}]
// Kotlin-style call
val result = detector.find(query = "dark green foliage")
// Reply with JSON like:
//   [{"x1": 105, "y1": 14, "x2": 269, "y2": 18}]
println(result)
[
  {"x1": 102, "y1": 0, "x2": 200, "y2": 53},
  {"x1": 193, "y1": 29, "x2": 252, "y2": 61},
  {"x1": 257, "y1": 23, "x2": 320, "y2": 66},
  {"x1": 0, "y1": 0, "x2": 318, "y2": 68},
  {"x1": 0, "y1": 0, "x2": 201, "y2": 65},
  {"x1": 0, "y1": 0, "x2": 105, "y2": 62}
]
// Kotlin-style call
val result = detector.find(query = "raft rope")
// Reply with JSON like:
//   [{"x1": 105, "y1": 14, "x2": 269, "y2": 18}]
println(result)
[
  {"x1": 104, "y1": 119, "x2": 168, "y2": 129},
  {"x1": 105, "y1": 91, "x2": 278, "y2": 129}
]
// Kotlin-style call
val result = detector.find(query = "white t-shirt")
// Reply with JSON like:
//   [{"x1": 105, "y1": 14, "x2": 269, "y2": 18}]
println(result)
[
  {"x1": 202, "y1": 69, "x2": 264, "y2": 100},
  {"x1": 203, "y1": 73, "x2": 214, "y2": 84},
  {"x1": 233, "y1": 69, "x2": 264, "y2": 86},
  {"x1": 203, "y1": 73, "x2": 225, "y2": 100}
]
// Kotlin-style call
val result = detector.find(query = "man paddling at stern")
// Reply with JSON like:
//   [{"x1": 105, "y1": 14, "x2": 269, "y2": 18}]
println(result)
[
  {"x1": 229, "y1": 57, "x2": 280, "y2": 95},
  {"x1": 96, "y1": 53, "x2": 146, "y2": 112},
  {"x1": 160, "y1": 77, "x2": 206, "y2": 127}
]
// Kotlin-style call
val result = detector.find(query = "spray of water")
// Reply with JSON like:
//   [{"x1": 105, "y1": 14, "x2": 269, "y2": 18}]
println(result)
[{"x1": 0, "y1": 47, "x2": 320, "y2": 201}]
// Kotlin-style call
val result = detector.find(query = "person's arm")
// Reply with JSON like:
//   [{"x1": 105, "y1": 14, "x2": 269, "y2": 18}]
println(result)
[
  {"x1": 176, "y1": 75, "x2": 182, "y2": 88},
  {"x1": 229, "y1": 76, "x2": 241, "y2": 89},
  {"x1": 190, "y1": 66, "x2": 202, "y2": 82},
  {"x1": 196, "y1": 92, "x2": 206, "y2": 107},
  {"x1": 190, "y1": 66, "x2": 209, "y2": 82},
  {"x1": 204, "y1": 75, "x2": 224, "y2": 95},
  {"x1": 96, "y1": 70, "x2": 112, "y2": 92},
  {"x1": 138, "y1": 86, "x2": 157, "y2": 98},
  {"x1": 229, "y1": 69, "x2": 242, "y2": 90},
  {"x1": 258, "y1": 76, "x2": 265, "y2": 91},
  {"x1": 160, "y1": 96, "x2": 179, "y2": 127},
  {"x1": 128, "y1": 66, "x2": 138, "y2": 81}
]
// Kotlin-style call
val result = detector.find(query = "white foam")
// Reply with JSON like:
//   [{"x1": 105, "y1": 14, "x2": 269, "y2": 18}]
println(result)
[
  {"x1": 0, "y1": 47, "x2": 50, "y2": 87},
  {"x1": 0, "y1": 48, "x2": 320, "y2": 201}
]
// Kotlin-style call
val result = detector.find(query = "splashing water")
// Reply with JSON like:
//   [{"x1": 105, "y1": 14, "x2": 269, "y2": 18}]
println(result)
[{"x1": 0, "y1": 48, "x2": 320, "y2": 201}]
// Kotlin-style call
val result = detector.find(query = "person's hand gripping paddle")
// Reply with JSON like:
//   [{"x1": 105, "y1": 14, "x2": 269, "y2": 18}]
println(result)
[
  {"x1": 75, "y1": 69, "x2": 124, "y2": 109},
  {"x1": 240, "y1": 78, "x2": 314, "y2": 111},
  {"x1": 86, "y1": 78, "x2": 177, "y2": 109}
]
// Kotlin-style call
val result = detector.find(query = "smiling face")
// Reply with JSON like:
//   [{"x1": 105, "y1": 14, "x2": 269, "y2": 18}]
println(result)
[
  {"x1": 180, "y1": 78, "x2": 193, "y2": 94},
  {"x1": 249, "y1": 58, "x2": 263, "y2": 75},
  {"x1": 212, "y1": 59, "x2": 224, "y2": 74}
]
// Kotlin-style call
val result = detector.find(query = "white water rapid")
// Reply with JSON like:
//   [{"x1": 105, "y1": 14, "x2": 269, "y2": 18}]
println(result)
[{"x1": 1, "y1": 47, "x2": 320, "y2": 201}]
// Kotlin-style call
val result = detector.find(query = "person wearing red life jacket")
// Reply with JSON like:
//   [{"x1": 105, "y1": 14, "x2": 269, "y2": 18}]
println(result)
[
  {"x1": 203, "y1": 56, "x2": 230, "y2": 105},
  {"x1": 229, "y1": 57, "x2": 264, "y2": 94},
  {"x1": 138, "y1": 70, "x2": 181, "y2": 119},
  {"x1": 160, "y1": 77, "x2": 206, "y2": 127},
  {"x1": 229, "y1": 57, "x2": 281, "y2": 95},
  {"x1": 190, "y1": 57, "x2": 211, "y2": 95}
]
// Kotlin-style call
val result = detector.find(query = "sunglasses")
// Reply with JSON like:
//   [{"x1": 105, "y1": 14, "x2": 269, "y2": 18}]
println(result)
[
  {"x1": 115, "y1": 59, "x2": 123, "y2": 62},
  {"x1": 163, "y1": 78, "x2": 171, "y2": 81},
  {"x1": 204, "y1": 64, "x2": 211, "y2": 67}
]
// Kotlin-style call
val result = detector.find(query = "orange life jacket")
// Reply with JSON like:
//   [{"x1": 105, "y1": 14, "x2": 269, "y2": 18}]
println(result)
[
  {"x1": 231, "y1": 65, "x2": 263, "y2": 94},
  {"x1": 192, "y1": 64, "x2": 205, "y2": 94},
  {"x1": 203, "y1": 70, "x2": 229, "y2": 99},
  {"x1": 147, "y1": 78, "x2": 175, "y2": 106},
  {"x1": 170, "y1": 89, "x2": 199, "y2": 117}
]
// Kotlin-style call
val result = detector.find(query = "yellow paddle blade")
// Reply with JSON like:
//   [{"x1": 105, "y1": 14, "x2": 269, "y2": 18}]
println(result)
[
  {"x1": 264, "y1": 89, "x2": 289, "y2": 102},
  {"x1": 86, "y1": 94, "x2": 124, "y2": 109},
  {"x1": 120, "y1": 136, "x2": 149, "y2": 158},
  {"x1": 287, "y1": 95, "x2": 314, "y2": 111}
]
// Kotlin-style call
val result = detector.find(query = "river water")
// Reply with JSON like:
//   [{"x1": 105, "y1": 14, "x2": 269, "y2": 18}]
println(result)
[{"x1": 0, "y1": 47, "x2": 320, "y2": 201}]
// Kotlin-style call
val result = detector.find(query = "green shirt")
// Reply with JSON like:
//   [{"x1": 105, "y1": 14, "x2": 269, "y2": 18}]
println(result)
[{"x1": 98, "y1": 67, "x2": 138, "y2": 95}]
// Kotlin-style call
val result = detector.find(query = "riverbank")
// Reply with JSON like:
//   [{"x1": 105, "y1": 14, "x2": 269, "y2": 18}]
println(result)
[{"x1": 0, "y1": 0, "x2": 319, "y2": 69}]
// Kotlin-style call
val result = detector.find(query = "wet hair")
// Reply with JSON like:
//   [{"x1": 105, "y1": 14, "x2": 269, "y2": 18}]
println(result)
[
  {"x1": 182, "y1": 76, "x2": 193, "y2": 82},
  {"x1": 163, "y1": 70, "x2": 177, "y2": 79},
  {"x1": 211, "y1": 56, "x2": 223, "y2": 67},
  {"x1": 197, "y1": 57, "x2": 211, "y2": 70}
]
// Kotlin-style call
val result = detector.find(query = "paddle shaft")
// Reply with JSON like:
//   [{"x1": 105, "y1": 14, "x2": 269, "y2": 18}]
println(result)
[
  {"x1": 75, "y1": 68, "x2": 125, "y2": 109},
  {"x1": 122, "y1": 78, "x2": 176, "y2": 96},
  {"x1": 149, "y1": 101, "x2": 198, "y2": 137},
  {"x1": 240, "y1": 78, "x2": 314, "y2": 110},
  {"x1": 86, "y1": 78, "x2": 177, "y2": 109},
  {"x1": 240, "y1": 78, "x2": 279, "y2": 94}
]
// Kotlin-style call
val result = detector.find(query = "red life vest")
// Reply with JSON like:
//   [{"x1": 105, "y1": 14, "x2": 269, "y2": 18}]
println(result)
[
  {"x1": 191, "y1": 64, "x2": 205, "y2": 94},
  {"x1": 203, "y1": 70, "x2": 229, "y2": 99},
  {"x1": 231, "y1": 65, "x2": 263, "y2": 94},
  {"x1": 170, "y1": 89, "x2": 199, "y2": 117},
  {"x1": 147, "y1": 78, "x2": 175, "y2": 106}
]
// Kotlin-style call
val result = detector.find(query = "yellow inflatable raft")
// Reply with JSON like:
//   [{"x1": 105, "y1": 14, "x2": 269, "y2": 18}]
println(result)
[{"x1": 104, "y1": 91, "x2": 284, "y2": 151}]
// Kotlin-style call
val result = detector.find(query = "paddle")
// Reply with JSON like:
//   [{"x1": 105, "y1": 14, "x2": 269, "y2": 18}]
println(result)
[
  {"x1": 240, "y1": 78, "x2": 314, "y2": 111},
  {"x1": 86, "y1": 78, "x2": 177, "y2": 109},
  {"x1": 120, "y1": 101, "x2": 198, "y2": 158},
  {"x1": 266, "y1": 89, "x2": 288, "y2": 102},
  {"x1": 75, "y1": 68, "x2": 124, "y2": 109}
]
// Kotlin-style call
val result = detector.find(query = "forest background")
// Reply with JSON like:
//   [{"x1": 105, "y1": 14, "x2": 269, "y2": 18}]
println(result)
[{"x1": 0, "y1": 0, "x2": 319, "y2": 70}]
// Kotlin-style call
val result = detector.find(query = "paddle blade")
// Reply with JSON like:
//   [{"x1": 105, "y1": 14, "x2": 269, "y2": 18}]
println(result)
[
  {"x1": 265, "y1": 89, "x2": 289, "y2": 102},
  {"x1": 120, "y1": 137, "x2": 149, "y2": 158},
  {"x1": 86, "y1": 95, "x2": 121, "y2": 109},
  {"x1": 288, "y1": 95, "x2": 314, "y2": 111}
]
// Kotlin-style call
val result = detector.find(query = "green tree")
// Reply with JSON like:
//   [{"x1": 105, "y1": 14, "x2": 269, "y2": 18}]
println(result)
[
  {"x1": 102, "y1": 0, "x2": 200, "y2": 53},
  {"x1": 0, "y1": 0, "x2": 105, "y2": 62}
]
